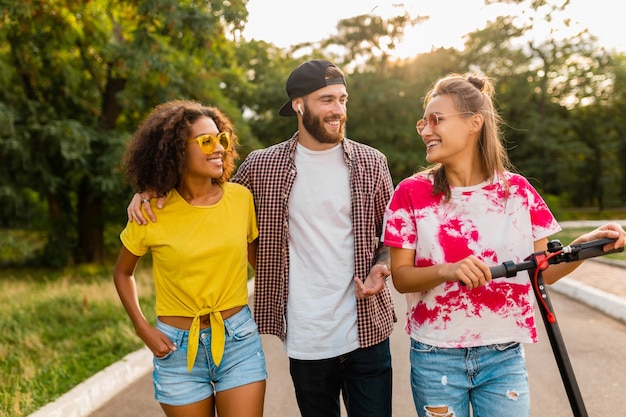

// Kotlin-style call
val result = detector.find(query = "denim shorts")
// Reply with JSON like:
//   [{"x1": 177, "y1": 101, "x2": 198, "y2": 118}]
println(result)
[
  {"x1": 152, "y1": 305, "x2": 267, "y2": 406},
  {"x1": 409, "y1": 339, "x2": 530, "y2": 417}
]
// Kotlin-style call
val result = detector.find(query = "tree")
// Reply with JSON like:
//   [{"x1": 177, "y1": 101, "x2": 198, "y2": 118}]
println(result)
[
  {"x1": 0, "y1": 0, "x2": 249, "y2": 265},
  {"x1": 459, "y1": 0, "x2": 620, "y2": 208},
  {"x1": 347, "y1": 48, "x2": 469, "y2": 184},
  {"x1": 230, "y1": 39, "x2": 301, "y2": 149}
]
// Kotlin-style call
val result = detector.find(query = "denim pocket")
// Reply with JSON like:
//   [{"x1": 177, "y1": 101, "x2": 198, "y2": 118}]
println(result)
[
  {"x1": 231, "y1": 315, "x2": 259, "y2": 341},
  {"x1": 154, "y1": 319, "x2": 185, "y2": 361},
  {"x1": 490, "y1": 341, "x2": 520, "y2": 351},
  {"x1": 154, "y1": 348, "x2": 176, "y2": 361},
  {"x1": 410, "y1": 339, "x2": 437, "y2": 353}
]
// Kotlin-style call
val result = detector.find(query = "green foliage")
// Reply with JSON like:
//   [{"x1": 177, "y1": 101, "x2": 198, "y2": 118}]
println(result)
[
  {"x1": 0, "y1": 0, "x2": 253, "y2": 266},
  {"x1": 230, "y1": 40, "x2": 301, "y2": 149},
  {"x1": 558, "y1": 209, "x2": 626, "y2": 221},
  {"x1": 0, "y1": 265, "x2": 156, "y2": 417},
  {"x1": 347, "y1": 48, "x2": 468, "y2": 184},
  {"x1": 1, "y1": 0, "x2": 626, "y2": 271},
  {"x1": 0, "y1": 230, "x2": 46, "y2": 267}
]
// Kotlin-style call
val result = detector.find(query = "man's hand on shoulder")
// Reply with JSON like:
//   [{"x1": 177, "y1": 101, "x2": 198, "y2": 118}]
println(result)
[{"x1": 127, "y1": 191, "x2": 161, "y2": 224}]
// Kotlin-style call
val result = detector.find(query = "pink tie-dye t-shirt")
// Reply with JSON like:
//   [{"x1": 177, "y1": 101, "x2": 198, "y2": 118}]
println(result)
[{"x1": 382, "y1": 172, "x2": 561, "y2": 347}]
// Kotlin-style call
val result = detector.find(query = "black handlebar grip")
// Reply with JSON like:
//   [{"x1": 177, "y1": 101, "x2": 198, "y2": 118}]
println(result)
[
  {"x1": 463, "y1": 261, "x2": 513, "y2": 285},
  {"x1": 489, "y1": 264, "x2": 509, "y2": 279},
  {"x1": 574, "y1": 238, "x2": 624, "y2": 261},
  {"x1": 489, "y1": 260, "x2": 518, "y2": 279}
]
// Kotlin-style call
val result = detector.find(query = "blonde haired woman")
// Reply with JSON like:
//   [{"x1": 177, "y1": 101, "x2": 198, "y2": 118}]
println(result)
[{"x1": 383, "y1": 73, "x2": 625, "y2": 417}]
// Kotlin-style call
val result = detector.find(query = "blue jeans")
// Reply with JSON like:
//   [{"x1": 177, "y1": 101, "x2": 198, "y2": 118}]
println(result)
[
  {"x1": 289, "y1": 338, "x2": 392, "y2": 417},
  {"x1": 410, "y1": 339, "x2": 530, "y2": 417},
  {"x1": 152, "y1": 306, "x2": 267, "y2": 406}
]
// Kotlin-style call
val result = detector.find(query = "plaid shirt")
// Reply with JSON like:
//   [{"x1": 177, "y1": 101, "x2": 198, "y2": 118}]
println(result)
[{"x1": 232, "y1": 133, "x2": 397, "y2": 348}]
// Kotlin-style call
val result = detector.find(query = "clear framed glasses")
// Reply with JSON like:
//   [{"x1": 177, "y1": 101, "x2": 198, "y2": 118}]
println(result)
[
  {"x1": 188, "y1": 131, "x2": 231, "y2": 154},
  {"x1": 415, "y1": 112, "x2": 475, "y2": 135}
]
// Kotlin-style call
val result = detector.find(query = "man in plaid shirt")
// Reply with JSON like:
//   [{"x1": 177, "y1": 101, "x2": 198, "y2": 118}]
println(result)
[
  {"x1": 128, "y1": 59, "x2": 396, "y2": 417},
  {"x1": 234, "y1": 60, "x2": 396, "y2": 417}
]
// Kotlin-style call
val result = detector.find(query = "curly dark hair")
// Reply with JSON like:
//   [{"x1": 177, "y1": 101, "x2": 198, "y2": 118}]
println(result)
[{"x1": 123, "y1": 100, "x2": 240, "y2": 197}]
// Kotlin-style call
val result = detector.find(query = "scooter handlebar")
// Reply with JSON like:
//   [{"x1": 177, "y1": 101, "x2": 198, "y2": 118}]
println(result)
[
  {"x1": 488, "y1": 238, "x2": 623, "y2": 279},
  {"x1": 490, "y1": 263, "x2": 512, "y2": 279},
  {"x1": 565, "y1": 237, "x2": 624, "y2": 261}
]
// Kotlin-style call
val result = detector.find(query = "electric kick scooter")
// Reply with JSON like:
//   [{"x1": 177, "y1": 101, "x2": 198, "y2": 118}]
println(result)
[{"x1": 489, "y1": 237, "x2": 624, "y2": 417}]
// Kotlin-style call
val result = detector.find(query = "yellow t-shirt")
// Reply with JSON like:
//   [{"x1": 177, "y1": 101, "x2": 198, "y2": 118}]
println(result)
[{"x1": 120, "y1": 182, "x2": 258, "y2": 371}]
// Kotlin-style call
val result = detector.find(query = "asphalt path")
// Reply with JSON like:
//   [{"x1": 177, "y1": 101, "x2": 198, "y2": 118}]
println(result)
[
  {"x1": 525, "y1": 289, "x2": 626, "y2": 416},
  {"x1": 83, "y1": 281, "x2": 626, "y2": 417}
]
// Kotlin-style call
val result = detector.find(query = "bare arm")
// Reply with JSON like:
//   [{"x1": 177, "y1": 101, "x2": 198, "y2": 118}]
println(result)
[
  {"x1": 248, "y1": 238, "x2": 258, "y2": 271},
  {"x1": 113, "y1": 246, "x2": 175, "y2": 357},
  {"x1": 374, "y1": 244, "x2": 390, "y2": 269},
  {"x1": 390, "y1": 247, "x2": 492, "y2": 293},
  {"x1": 354, "y1": 244, "x2": 391, "y2": 299}
]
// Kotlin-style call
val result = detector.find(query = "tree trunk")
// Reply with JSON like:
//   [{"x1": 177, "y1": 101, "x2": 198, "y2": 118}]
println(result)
[
  {"x1": 44, "y1": 193, "x2": 72, "y2": 267},
  {"x1": 76, "y1": 178, "x2": 106, "y2": 264},
  {"x1": 73, "y1": 67, "x2": 126, "y2": 264}
]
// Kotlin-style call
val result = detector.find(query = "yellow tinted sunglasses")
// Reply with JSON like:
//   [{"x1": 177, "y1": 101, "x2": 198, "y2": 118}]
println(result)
[{"x1": 188, "y1": 131, "x2": 231, "y2": 154}]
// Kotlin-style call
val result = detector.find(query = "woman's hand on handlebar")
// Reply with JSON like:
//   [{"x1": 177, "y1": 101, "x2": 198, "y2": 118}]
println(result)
[
  {"x1": 568, "y1": 222, "x2": 626, "y2": 252},
  {"x1": 450, "y1": 255, "x2": 492, "y2": 289}
]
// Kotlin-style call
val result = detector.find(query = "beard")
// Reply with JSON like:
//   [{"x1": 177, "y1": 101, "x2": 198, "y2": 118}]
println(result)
[{"x1": 302, "y1": 109, "x2": 346, "y2": 144}]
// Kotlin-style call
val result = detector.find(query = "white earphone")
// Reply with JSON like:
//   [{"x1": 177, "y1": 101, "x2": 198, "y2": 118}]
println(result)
[{"x1": 297, "y1": 103, "x2": 303, "y2": 115}]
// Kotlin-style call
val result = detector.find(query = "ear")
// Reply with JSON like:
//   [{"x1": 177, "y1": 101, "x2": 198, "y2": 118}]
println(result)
[
  {"x1": 293, "y1": 100, "x2": 303, "y2": 116},
  {"x1": 469, "y1": 113, "x2": 484, "y2": 134}
]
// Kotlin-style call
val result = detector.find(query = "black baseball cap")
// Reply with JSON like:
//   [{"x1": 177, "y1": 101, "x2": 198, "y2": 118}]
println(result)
[{"x1": 279, "y1": 59, "x2": 347, "y2": 117}]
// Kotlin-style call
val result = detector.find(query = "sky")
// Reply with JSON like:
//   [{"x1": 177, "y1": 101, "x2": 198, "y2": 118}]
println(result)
[{"x1": 242, "y1": 0, "x2": 625, "y2": 59}]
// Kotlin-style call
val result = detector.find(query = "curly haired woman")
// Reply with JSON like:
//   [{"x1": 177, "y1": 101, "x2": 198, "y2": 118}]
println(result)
[{"x1": 114, "y1": 100, "x2": 266, "y2": 417}]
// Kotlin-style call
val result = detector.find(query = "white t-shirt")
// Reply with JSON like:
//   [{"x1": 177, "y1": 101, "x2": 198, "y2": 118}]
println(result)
[
  {"x1": 285, "y1": 143, "x2": 359, "y2": 359},
  {"x1": 382, "y1": 172, "x2": 561, "y2": 347}
]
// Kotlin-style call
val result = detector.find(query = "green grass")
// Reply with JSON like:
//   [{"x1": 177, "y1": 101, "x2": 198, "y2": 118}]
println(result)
[{"x1": 0, "y1": 262, "x2": 155, "y2": 417}]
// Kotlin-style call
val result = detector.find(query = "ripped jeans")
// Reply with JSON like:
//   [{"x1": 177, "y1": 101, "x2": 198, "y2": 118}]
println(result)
[{"x1": 409, "y1": 339, "x2": 530, "y2": 417}]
